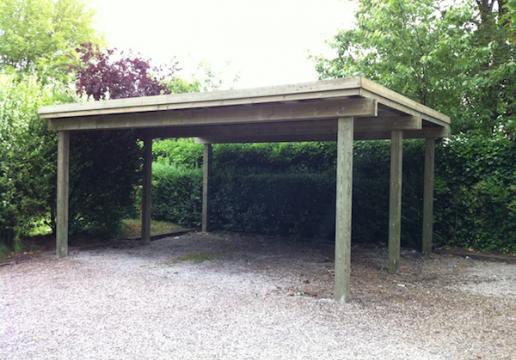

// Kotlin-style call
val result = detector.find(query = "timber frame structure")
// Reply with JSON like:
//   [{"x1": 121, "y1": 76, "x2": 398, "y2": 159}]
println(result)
[{"x1": 39, "y1": 77, "x2": 450, "y2": 303}]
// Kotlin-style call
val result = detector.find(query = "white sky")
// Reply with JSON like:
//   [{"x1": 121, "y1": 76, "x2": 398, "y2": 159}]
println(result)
[{"x1": 87, "y1": 0, "x2": 358, "y2": 89}]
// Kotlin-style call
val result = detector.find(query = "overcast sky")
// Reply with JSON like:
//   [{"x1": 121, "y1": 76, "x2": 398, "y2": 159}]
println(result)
[{"x1": 87, "y1": 0, "x2": 358, "y2": 89}]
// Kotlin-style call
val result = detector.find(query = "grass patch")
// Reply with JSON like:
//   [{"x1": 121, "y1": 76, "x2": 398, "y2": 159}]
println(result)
[
  {"x1": 118, "y1": 219, "x2": 181, "y2": 239},
  {"x1": 0, "y1": 243, "x2": 10, "y2": 259},
  {"x1": 172, "y1": 252, "x2": 213, "y2": 264},
  {"x1": 26, "y1": 219, "x2": 52, "y2": 237}
]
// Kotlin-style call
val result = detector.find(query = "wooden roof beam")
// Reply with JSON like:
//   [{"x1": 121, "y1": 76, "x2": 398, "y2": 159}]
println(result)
[
  {"x1": 48, "y1": 98, "x2": 377, "y2": 131},
  {"x1": 138, "y1": 116, "x2": 421, "y2": 140},
  {"x1": 195, "y1": 126, "x2": 449, "y2": 144}
]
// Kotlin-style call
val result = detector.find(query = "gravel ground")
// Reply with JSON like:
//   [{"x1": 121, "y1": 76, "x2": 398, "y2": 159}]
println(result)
[{"x1": 1, "y1": 232, "x2": 515, "y2": 360}]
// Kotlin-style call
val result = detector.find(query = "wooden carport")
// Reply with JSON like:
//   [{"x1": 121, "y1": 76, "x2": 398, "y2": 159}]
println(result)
[{"x1": 39, "y1": 77, "x2": 450, "y2": 302}]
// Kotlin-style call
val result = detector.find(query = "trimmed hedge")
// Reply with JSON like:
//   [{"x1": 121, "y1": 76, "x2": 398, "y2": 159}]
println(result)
[
  {"x1": 152, "y1": 164, "x2": 203, "y2": 227},
  {"x1": 210, "y1": 172, "x2": 336, "y2": 238},
  {"x1": 151, "y1": 142, "x2": 427, "y2": 247},
  {"x1": 434, "y1": 135, "x2": 515, "y2": 252},
  {"x1": 152, "y1": 169, "x2": 335, "y2": 239},
  {"x1": 152, "y1": 136, "x2": 515, "y2": 253}
]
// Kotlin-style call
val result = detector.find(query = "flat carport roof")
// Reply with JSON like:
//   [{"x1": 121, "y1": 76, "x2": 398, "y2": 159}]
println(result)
[
  {"x1": 39, "y1": 76, "x2": 450, "y2": 302},
  {"x1": 40, "y1": 76, "x2": 450, "y2": 140}
]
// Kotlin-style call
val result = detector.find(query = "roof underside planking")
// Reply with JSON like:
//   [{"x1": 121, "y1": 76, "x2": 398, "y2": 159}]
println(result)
[{"x1": 39, "y1": 77, "x2": 451, "y2": 143}]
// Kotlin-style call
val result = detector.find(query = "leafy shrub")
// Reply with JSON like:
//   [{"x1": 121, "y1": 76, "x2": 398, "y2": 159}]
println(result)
[
  {"x1": 0, "y1": 72, "x2": 143, "y2": 247},
  {"x1": 153, "y1": 139, "x2": 338, "y2": 173},
  {"x1": 152, "y1": 163, "x2": 203, "y2": 227},
  {"x1": 210, "y1": 172, "x2": 336, "y2": 238},
  {"x1": 153, "y1": 139, "x2": 203, "y2": 168},
  {"x1": 213, "y1": 142, "x2": 337, "y2": 173},
  {"x1": 68, "y1": 130, "x2": 141, "y2": 237},
  {"x1": 0, "y1": 73, "x2": 65, "y2": 248},
  {"x1": 68, "y1": 44, "x2": 175, "y2": 239},
  {"x1": 152, "y1": 136, "x2": 515, "y2": 253},
  {"x1": 435, "y1": 135, "x2": 516, "y2": 253}
]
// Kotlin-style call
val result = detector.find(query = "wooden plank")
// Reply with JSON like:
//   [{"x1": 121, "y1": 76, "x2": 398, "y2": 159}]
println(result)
[
  {"x1": 48, "y1": 98, "x2": 377, "y2": 131},
  {"x1": 335, "y1": 117, "x2": 353, "y2": 303},
  {"x1": 352, "y1": 126, "x2": 449, "y2": 140},
  {"x1": 422, "y1": 138, "x2": 435, "y2": 254},
  {"x1": 140, "y1": 116, "x2": 421, "y2": 140},
  {"x1": 388, "y1": 130, "x2": 403, "y2": 273},
  {"x1": 359, "y1": 116, "x2": 421, "y2": 131},
  {"x1": 39, "y1": 77, "x2": 364, "y2": 118},
  {"x1": 202, "y1": 144, "x2": 212, "y2": 232},
  {"x1": 56, "y1": 131, "x2": 70, "y2": 258},
  {"x1": 41, "y1": 89, "x2": 362, "y2": 119},
  {"x1": 360, "y1": 78, "x2": 450, "y2": 124},
  {"x1": 194, "y1": 126, "x2": 449, "y2": 144},
  {"x1": 141, "y1": 137, "x2": 152, "y2": 243}
]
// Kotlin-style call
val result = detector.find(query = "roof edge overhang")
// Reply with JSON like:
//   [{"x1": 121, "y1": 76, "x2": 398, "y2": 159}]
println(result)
[
  {"x1": 39, "y1": 77, "x2": 451, "y2": 139},
  {"x1": 39, "y1": 77, "x2": 364, "y2": 119}
]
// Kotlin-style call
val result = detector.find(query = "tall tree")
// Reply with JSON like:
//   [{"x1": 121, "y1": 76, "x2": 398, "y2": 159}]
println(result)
[
  {"x1": 316, "y1": 0, "x2": 515, "y2": 135},
  {"x1": 76, "y1": 44, "x2": 175, "y2": 100},
  {"x1": 0, "y1": 0, "x2": 100, "y2": 82},
  {"x1": 68, "y1": 45, "x2": 177, "y2": 236}
]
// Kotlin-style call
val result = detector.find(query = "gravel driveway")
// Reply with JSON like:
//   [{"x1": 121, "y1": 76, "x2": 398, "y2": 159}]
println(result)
[{"x1": 1, "y1": 232, "x2": 515, "y2": 359}]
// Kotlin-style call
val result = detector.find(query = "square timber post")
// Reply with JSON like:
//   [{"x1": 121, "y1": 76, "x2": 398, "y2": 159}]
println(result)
[
  {"x1": 141, "y1": 136, "x2": 153, "y2": 243},
  {"x1": 422, "y1": 138, "x2": 435, "y2": 254},
  {"x1": 56, "y1": 131, "x2": 70, "y2": 258},
  {"x1": 335, "y1": 117, "x2": 354, "y2": 303},
  {"x1": 202, "y1": 143, "x2": 213, "y2": 232},
  {"x1": 388, "y1": 130, "x2": 403, "y2": 273}
]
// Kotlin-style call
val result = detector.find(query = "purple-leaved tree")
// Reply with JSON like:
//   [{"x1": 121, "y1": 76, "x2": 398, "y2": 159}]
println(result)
[
  {"x1": 75, "y1": 43, "x2": 177, "y2": 100},
  {"x1": 68, "y1": 44, "x2": 178, "y2": 237}
]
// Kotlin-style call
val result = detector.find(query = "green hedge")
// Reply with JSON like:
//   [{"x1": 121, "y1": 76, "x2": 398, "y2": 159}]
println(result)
[
  {"x1": 68, "y1": 130, "x2": 141, "y2": 237},
  {"x1": 210, "y1": 172, "x2": 336, "y2": 238},
  {"x1": 153, "y1": 142, "x2": 422, "y2": 245},
  {"x1": 0, "y1": 74, "x2": 143, "y2": 249},
  {"x1": 152, "y1": 136, "x2": 515, "y2": 253},
  {"x1": 434, "y1": 135, "x2": 515, "y2": 252},
  {"x1": 0, "y1": 74, "x2": 60, "y2": 249},
  {"x1": 152, "y1": 169, "x2": 335, "y2": 239},
  {"x1": 152, "y1": 164, "x2": 203, "y2": 227}
]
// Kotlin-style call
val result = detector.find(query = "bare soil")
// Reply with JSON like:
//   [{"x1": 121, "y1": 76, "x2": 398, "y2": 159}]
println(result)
[{"x1": 1, "y1": 232, "x2": 515, "y2": 359}]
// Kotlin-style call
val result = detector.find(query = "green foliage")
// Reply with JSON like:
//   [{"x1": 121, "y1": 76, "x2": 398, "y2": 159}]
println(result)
[
  {"x1": 117, "y1": 218, "x2": 179, "y2": 239},
  {"x1": 316, "y1": 0, "x2": 515, "y2": 136},
  {"x1": 68, "y1": 131, "x2": 141, "y2": 237},
  {"x1": 509, "y1": 0, "x2": 516, "y2": 42},
  {"x1": 71, "y1": 45, "x2": 177, "y2": 238},
  {"x1": 152, "y1": 137, "x2": 515, "y2": 253},
  {"x1": 172, "y1": 252, "x2": 213, "y2": 264},
  {"x1": 213, "y1": 142, "x2": 337, "y2": 173},
  {"x1": 306, "y1": 0, "x2": 515, "y2": 252},
  {"x1": 151, "y1": 163, "x2": 335, "y2": 239},
  {"x1": 166, "y1": 78, "x2": 202, "y2": 94},
  {"x1": 153, "y1": 139, "x2": 338, "y2": 173},
  {"x1": 435, "y1": 134, "x2": 516, "y2": 252},
  {"x1": 152, "y1": 163, "x2": 203, "y2": 227},
  {"x1": 153, "y1": 139, "x2": 203, "y2": 168},
  {"x1": 0, "y1": 0, "x2": 113, "y2": 247},
  {"x1": 0, "y1": 73, "x2": 69, "y2": 248},
  {"x1": 210, "y1": 172, "x2": 336, "y2": 238},
  {"x1": 0, "y1": 242, "x2": 9, "y2": 258},
  {"x1": 0, "y1": 0, "x2": 101, "y2": 82}
]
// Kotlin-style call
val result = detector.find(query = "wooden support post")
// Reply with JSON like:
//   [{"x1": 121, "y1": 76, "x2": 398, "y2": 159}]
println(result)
[
  {"x1": 422, "y1": 138, "x2": 435, "y2": 254},
  {"x1": 335, "y1": 117, "x2": 353, "y2": 303},
  {"x1": 141, "y1": 137, "x2": 152, "y2": 243},
  {"x1": 388, "y1": 130, "x2": 403, "y2": 273},
  {"x1": 56, "y1": 131, "x2": 70, "y2": 258},
  {"x1": 202, "y1": 143, "x2": 213, "y2": 232}
]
